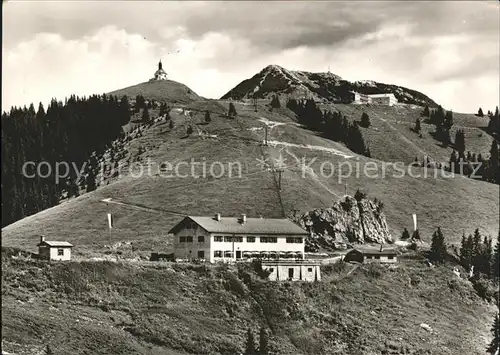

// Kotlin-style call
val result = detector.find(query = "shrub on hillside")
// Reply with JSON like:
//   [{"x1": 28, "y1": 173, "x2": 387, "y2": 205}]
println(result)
[
  {"x1": 360, "y1": 112, "x2": 370, "y2": 127},
  {"x1": 471, "y1": 276, "x2": 497, "y2": 302},
  {"x1": 363, "y1": 263, "x2": 383, "y2": 279}
]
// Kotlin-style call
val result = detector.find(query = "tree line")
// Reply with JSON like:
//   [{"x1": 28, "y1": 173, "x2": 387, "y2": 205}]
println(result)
[
  {"x1": 1, "y1": 94, "x2": 131, "y2": 227},
  {"x1": 425, "y1": 227, "x2": 499, "y2": 354},
  {"x1": 286, "y1": 98, "x2": 371, "y2": 157}
]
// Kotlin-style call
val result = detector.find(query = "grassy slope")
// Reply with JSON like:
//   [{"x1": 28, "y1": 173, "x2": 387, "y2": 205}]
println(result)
[
  {"x1": 329, "y1": 104, "x2": 494, "y2": 164},
  {"x1": 2, "y1": 101, "x2": 499, "y2": 257},
  {"x1": 108, "y1": 80, "x2": 202, "y2": 104},
  {"x1": 2, "y1": 253, "x2": 496, "y2": 355}
]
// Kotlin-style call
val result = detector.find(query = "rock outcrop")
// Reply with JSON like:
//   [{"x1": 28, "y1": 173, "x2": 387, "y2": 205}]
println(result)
[{"x1": 298, "y1": 196, "x2": 393, "y2": 251}]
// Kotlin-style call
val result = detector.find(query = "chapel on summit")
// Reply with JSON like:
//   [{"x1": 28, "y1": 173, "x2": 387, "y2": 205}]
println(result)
[{"x1": 150, "y1": 59, "x2": 168, "y2": 81}]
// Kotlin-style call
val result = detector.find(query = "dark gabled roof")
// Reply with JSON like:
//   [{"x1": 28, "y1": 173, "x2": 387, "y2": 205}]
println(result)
[
  {"x1": 37, "y1": 241, "x2": 73, "y2": 247},
  {"x1": 168, "y1": 216, "x2": 308, "y2": 235},
  {"x1": 352, "y1": 246, "x2": 397, "y2": 256}
]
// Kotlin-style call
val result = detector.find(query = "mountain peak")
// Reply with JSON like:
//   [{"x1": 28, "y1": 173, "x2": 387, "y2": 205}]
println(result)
[{"x1": 221, "y1": 65, "x2": 437, "y2": 107}]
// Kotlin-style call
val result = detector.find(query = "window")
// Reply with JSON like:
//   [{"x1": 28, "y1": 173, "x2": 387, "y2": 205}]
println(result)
[
  {"x1": 247, "y1": 237, "x2": 256, "y2": 243},
  {"x1": 186, "y1": 236, "x2": 193, "y2": 243},
  {"x1": 388, "y1": 256, "x2": 394, "y2": 260},
  {"x1": 214, "y1": 250, "x2": 222, "y2": 258},
  {"x1": 224, "y1": 251, "x2": 233, "y2": 258},
  {"x1": 198, "y1": 251, "x2": 205, "y2": 258},
  {"x1": 57, "y1": 248, "x2": 64, "y2": 256},
  {"x1": 179, "y1": 236, "x2": 186, "y2": 243},
  {"x1": 374, "y1": 256, "x2": 380, "y2": 259},
  {"x1": 260, "y1": 237, "x2": 277, "y2": 243},
  {"x1": 214, "y1": 236, "x2": 223, "y2": 242},
  {"x1": 269, "y1": 268, "x2": 274, "y2": 272},
  {"x1": 308, "y1": 268, "x2": 313, "y2": 272},
  {"x1": 224, "y1": 236, "x2": 243, "y2": 243},
  {"x1": 286, "y1": 237, "x2": 303, "y2": 243},
  {"x1": 198, "y1": 236, "x2": 205, "y2": 243}
]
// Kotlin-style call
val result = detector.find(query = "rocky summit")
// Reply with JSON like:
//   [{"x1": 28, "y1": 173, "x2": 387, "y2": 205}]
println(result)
[{"x1": 299, "y1": 196, "x2": 393, "y2": 251}]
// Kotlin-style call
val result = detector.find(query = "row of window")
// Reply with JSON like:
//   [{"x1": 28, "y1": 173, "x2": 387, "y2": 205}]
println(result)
[
  {"x1": 179, "y1": 236, "x2": 304, "y2": 244},
  {"x1": 213, "y1": 236, "x2": 302, "y2": 243},
  {"x1": 179, "y1": 236, "x2": 205, "y2": 243},
  {"x1": 365, "y1": 255, "x2": 395, "y2": 260}
]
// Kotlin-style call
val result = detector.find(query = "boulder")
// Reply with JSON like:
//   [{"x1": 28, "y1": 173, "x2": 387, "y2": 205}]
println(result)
[{"x1": 299, "y1": 195, "x2": 393, "y2": 250}]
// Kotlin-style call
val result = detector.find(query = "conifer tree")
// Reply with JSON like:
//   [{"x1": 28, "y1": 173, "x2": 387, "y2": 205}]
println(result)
[
  {"x1": 478, "y1": 108, "x2": 484, "y2": 117},
  {"x1": 228, "y1": 102, "x2": 237, "y2": 118},
  {"x1": 430, "y1": 227, "x2": 447, "y2": 264},
  {"x1": 488, "y1": 140, "x2": 499, "y2": 184},
  {"x1": 142, "y1": 107, "x2": 150, "y2": 122},
  {"x1": 412, "y1": 229, "x2": 421, "y2": 240},
  {"x1": 444, "y1": 110, "x2": 454, "y2": 130},
  {"x1": 258, "y1": 327, "x2": 269, "y2": 355},
  {"x1": 454, "y1": 129, "x2": 466, "y2": 155},
  {"x1": 205, "y1": 110, "x2": 211, "y2": 123},
  {"x1": 361, "y1": 112, "x2": 370, "y2": 127},
  {"x1": 460, "y1": 233, "x2": 474, "y2": 268},
  {"x1": 270, "y1": 95, "x2": 281, "y2": 109},
  {"x1": 487, "y1": 313, "x2": 499, "y2": 354},
  {"x1": 422, "y1": 106, "x2": 430, "y2": 117},
  {"x1": 414, "y1": 118, "x2": 421, "y2": 133},
  {"x1": 492, "y1": 232, "x2": 500, "y2": 278},
  {"x1": 245, "y1": 328, "x2": 256, "y2": 355},
  {"x1": 401, "y1": 228, "x2": 411, "y2": 240},
  {"x1": 169, "y1": 120, "x2": 174, "y2": 129},
  {"x1": 186, "y1": 125, "x2": 193, "y2": 135}
]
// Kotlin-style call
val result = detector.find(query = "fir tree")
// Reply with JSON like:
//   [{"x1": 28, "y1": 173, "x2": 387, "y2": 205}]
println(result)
[
  {"x1": 258, "y1": 327, "x2": 269, "y2": 355},
  {"x1": 86, "y1": 168, "x2": 96, "y2": 193},
  {"x1": 486, "y1": 313, "x2": 499, "y2": 354},
  {"x1": 361, "y1": 112, "x2": 370, "y2": 127},
  {"x1": 488, "y1": 141, "x2": 499, "y2": 183},
  {"x1": 414, "y1": 118, "x2": 421, "y2": 133},
  {"x1": 412, "y1": 229, "x2": 421, "y2": 240},
  {"x1": 169, "y1": 120, "x2": 174, "y2": 129},
  {"x1": 422, "y1": 105, "x2": 430, "y2": 117},
  {"x1": 228, "y1": 102, "x2": 237, "y2": 118},
  {"x1": 478, "y1": 107, "x2": 484, "y2": 117},
  {"x1": 401, "y1": 228, "x2": 411, "y2": 240},
  {"x1": 142, "y1": 107, "x2": 150, "y2": 122},
  {"x1": 454, "y1": 129, "x2": 466, "y2": 155},
  {"x1": 245, "y1": 328, "x2": 256, "y2": 355},
  {"x1": 460, "y1": 233, "x2": 474, "y2": 268},
  {"x1": 186, "y1": 125, "x2": 193, "y2": 135},
  {"x1": 204, "y1": 110, "x2": 211, "y2": 123},
  {"x1": 270, "y1": 95, "x2": 281, "y2": 109},
  {"x1": 430, "y1": 227, "x2": 447, "y2": 264},
  {"x1": 493, "y1": 232, "x2": 500, "y2": 278},
  {"x1": 444, "y1": 110, "x2": 454, "y2": 130}
]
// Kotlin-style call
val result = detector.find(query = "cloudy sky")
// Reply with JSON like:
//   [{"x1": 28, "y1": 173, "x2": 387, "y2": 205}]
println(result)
[{"x1": 3, "y1": 1, "x2": 499, "y2": 113}]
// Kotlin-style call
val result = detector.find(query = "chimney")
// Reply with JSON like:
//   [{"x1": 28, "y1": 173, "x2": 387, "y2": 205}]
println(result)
[
  {"x1": 240, "y1": 214, "x2": 247, "y2": 224},
  {"x1": 40, "y1": 235, "x2": 45, "y2": 243},
  {"x1": 215, "y1": 213, "x2": 221, "y2": 222}
]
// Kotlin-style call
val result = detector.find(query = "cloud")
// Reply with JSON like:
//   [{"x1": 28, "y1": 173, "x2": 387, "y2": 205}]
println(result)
[{"x1": 2, "y1": 1, "x2": 499, "y2": 113}]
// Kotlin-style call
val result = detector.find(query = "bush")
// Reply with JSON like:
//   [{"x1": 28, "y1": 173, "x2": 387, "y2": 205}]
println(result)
[
  {"x1": 354, "y1": 189, "x2": 367, "y2": 201},
  {"x1": 360, "y1": 112, "x2": 370, "y2": 127}
]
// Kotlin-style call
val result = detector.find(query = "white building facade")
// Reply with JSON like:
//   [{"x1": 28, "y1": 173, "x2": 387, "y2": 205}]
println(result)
[
  {"x1": 262, "y1": 260, "x2": 321, "y2": 282},
  {"x1": 37, "y1": 236, "x2": 73, "y2": 261},
  {"x1": 150, "y1": 60, "x2": 168, "y2": 81},
  {"x1": 168, "y1": 214, "x2": 308, "y2": 263},
  {"x1": 352, "y1": 92, "x2": 398, "y2": 106}
]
